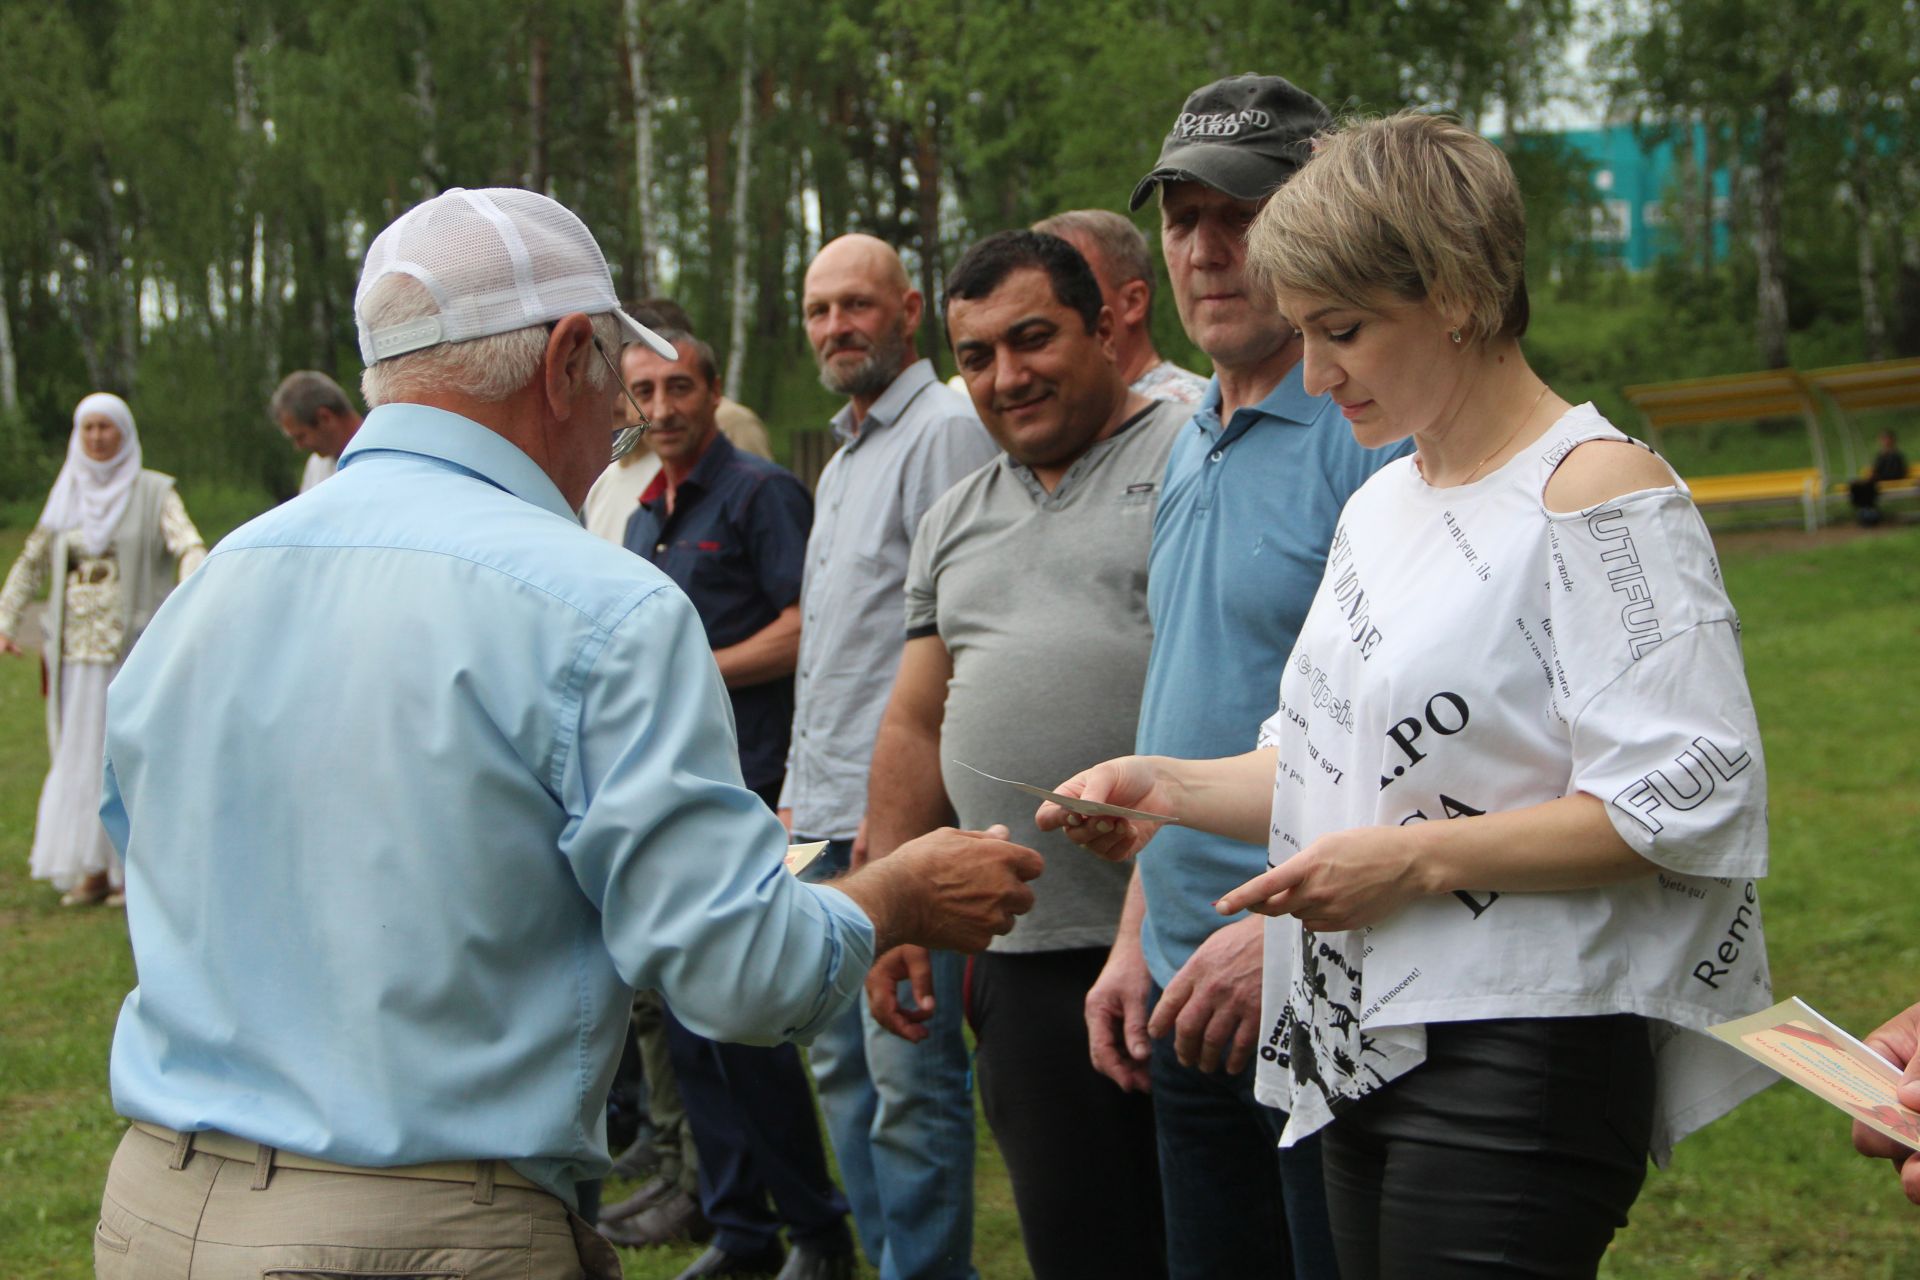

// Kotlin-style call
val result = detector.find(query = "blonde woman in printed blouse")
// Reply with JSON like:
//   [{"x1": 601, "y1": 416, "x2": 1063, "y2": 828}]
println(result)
[
  {"x1": 0, "y1": 393, "x2": 205, "y2": 906},
  {"x1": 1040, "y1": 115, "x2": 1775, "y2": 1279}
]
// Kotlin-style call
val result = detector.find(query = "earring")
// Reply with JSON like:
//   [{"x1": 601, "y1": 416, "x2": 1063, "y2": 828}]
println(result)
[{"x1": 1449, "y1": 328, "x2": 1463, "y2": 345}]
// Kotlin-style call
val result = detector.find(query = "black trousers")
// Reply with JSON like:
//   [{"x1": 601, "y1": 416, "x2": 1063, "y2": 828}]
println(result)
[
  {"x1": 1321, "y1": 1014, "x2": 1655, "y2": 1280},
  {"x1": 969, "y1": 947, "x2": 1167, "y2": 1280}
]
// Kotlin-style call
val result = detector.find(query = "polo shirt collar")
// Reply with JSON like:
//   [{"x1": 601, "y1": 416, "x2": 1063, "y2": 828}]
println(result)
[
  {"x1": 1192, "y1": 361, "x2": 1319, "y2": 448},
  {"x1": 339, "y1": 403, "x2": 579, "y2": 524},
  {"x1": 830, "y1": 358, "x2": 939, "y2": 445},
  {"x1": 643, "y1": 429, "x2": 737, "y2": 510}
]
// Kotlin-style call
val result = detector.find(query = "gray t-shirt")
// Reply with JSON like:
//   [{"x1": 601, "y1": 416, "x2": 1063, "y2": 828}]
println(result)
[{"x1": 905, "y1": 400, "x2": 1184, "y2": 951}]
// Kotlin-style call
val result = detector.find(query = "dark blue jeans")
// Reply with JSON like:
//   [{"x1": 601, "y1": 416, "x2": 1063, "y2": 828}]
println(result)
[
  {"x1": 662, "y1": 1003, "x2": 852, "y2": 1258},
  {"x1": 1148, "y1": 985, "x2": 1336, "y2": 1280}
]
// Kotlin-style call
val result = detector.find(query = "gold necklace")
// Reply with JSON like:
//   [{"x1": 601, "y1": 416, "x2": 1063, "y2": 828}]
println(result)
[{"x1": 1463, "y1": 382, "x2": 1552, "y2": 483}]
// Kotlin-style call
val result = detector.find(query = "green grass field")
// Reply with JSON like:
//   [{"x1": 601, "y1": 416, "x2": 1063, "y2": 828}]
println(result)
[{"x1": 2, "y1": 520, "x2": 1918, "y2": 1278}]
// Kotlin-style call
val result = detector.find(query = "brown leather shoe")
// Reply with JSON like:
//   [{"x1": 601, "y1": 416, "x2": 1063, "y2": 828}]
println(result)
[{"x1": 597, "y1": 1188, "x2": 712, "y2": 1247}]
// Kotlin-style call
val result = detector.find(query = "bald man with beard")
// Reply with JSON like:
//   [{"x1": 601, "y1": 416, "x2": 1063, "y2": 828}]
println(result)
[{"x1": 779, "y1": 235, "x2": 998, "y2": 1280}]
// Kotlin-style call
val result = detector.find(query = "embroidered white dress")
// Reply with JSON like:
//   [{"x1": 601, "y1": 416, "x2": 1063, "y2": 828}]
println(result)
[
  {"x1": 0, "y1": 489, "x2": 204, "y2": 889},
  {"x1": 1253, "y1": 405, "x2": 1775, "y2": 1165}
]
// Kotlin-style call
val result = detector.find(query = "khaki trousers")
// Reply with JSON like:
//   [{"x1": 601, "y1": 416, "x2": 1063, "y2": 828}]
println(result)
[{"x1": 95, "y1": 1123, "x2": 622, "y2": 1279}]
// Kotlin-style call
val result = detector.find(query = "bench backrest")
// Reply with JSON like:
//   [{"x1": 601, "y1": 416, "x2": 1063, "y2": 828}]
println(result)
[
  {"x1": 1802, "y1": 358, "x2": 1920, "y2": 477},
  {"x1": 1620, "y1": 368, "x2": 1827, "y2": 483}
]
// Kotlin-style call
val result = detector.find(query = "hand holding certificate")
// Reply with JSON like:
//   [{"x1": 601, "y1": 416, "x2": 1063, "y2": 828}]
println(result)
[
  {"x1": 952, "y1": 760, "x2": 1183, "y2": 826},
  {"x1": 1710, "y1": 997, "x2": 1920, "y2": 1168}
]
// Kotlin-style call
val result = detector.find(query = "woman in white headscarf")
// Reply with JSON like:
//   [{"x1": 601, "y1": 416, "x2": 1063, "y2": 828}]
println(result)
[{"x1": 0, "y1": 392, "x2": 205, "y2": 905}]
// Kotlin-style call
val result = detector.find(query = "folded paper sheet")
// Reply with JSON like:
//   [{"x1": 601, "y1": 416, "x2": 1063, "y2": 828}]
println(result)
[{"x1": 951, "y1": 760, "x2": 1182, "y2": 826}]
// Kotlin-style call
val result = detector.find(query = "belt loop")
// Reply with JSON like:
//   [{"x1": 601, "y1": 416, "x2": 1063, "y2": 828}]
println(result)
[
  {"x1": 252, "y1": 1144, "x2": 275, "y2": 1191},
  {"x1": 472, "y1": 1159, "x2": 496, "y2": 1205},
  {"x1": 168, "y1": 1130, "x2": 194, "y2": 1171}
]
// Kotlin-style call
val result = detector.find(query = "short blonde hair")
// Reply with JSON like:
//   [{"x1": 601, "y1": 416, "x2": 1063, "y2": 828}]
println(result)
[{"x1": 1247, "y1": 113, "x2": 1529, "y2": 343}]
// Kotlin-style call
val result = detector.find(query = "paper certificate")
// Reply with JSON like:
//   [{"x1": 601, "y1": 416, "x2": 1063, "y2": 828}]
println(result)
[
  {"x1": 784, "y1": 841, "x2": 829, "y2": 877},
  {"x1": 951, "y1": 760, "x2": 1182, "y2": 826},
  {"x1": 1709, "y1": 997, "x2": 1920, "y2": 1152}
]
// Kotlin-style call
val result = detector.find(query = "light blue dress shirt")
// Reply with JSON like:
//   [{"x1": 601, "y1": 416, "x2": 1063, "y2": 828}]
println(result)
[
  {"x1": 103, "y1": 404, "x2": 874, "y2": 1207},
  {"x1": 1135, "y1": 366, "x2": 1411, "y2": 988}
]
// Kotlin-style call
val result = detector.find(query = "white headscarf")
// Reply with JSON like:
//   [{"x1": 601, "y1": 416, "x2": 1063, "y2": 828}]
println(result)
[{"x1": 39, "y1": 392, "x2": 143, "y2": 557}]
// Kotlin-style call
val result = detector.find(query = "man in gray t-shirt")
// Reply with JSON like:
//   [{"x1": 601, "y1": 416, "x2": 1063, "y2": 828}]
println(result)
[{"x1": 865, "y1": 231, "x2": 1182, "y2": 1280}]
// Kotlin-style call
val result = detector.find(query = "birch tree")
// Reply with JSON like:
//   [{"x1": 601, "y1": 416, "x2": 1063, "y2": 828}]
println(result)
[{"x1": 723, "y1": 0, "x2": 753, "y2": 399}]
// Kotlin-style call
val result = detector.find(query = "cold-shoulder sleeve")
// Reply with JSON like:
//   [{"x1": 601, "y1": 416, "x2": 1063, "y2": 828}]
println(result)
[
  {"x1": 0, "y1": 525, "x2": 53, "y2": 638},
  {"x1": 1545, "y1": 490, "x2": 1768, "y2": 878}
]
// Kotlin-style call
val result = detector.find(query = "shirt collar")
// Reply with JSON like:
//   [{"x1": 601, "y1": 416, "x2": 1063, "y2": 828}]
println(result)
[
  {"x1": 339, "y1": 404, "x2": 579, "y2": 524},
  {"x1": 1191, "y1": 361, "x2": 1319, "y2": 440},
  {"x1": 830, "y1": 358, "x2": 939, "y2": 445},
  {"x1": 1000, "y1": 402, "x2": 1157, "y2": 502},
  {"x1": 643, "y1": 430, "x2": 737, "y2": 513}
]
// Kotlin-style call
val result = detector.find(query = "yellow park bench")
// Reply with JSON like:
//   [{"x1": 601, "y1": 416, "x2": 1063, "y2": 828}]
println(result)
[{"x1": 1621, "y1": 369, "x2": 1829, "y2": 532}]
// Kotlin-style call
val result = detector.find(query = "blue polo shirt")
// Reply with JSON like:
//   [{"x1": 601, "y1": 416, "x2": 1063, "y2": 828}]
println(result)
[
  {"x1": 624, "y1": 431, "x2": 811, "y2": 792},
  {"x1": 1135, "y1": 364, "x2": 1412, "y2": 987}
]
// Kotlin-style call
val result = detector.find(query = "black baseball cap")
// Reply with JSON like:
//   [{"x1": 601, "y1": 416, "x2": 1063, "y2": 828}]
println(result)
[{"x1": 1128, "y1": 74, "x2": 1332, "y2": 211}]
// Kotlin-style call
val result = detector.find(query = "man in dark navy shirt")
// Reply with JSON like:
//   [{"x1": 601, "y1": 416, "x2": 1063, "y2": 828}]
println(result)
[
  {"x1": 622, "y1": 330, "x2": 811, "y2": 810},
  {"x1": 612, "y1": 329, "x2": 855, "y2": 1280}
]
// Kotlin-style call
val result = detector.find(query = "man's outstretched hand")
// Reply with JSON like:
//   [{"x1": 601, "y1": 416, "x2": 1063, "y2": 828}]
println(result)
[{"x1": 836, "y1": 824, "x2": 1043, "y2": 957}]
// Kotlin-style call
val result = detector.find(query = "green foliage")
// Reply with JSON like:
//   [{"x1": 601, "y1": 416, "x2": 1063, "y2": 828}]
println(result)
[{"x1": 0, "y1": 0, "x2": 1908, "y2": 493}]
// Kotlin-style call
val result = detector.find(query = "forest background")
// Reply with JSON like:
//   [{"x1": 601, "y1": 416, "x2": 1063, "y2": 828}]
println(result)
[{"x1": 0, "y1": 0, "x2": 1916, "y2": 505}]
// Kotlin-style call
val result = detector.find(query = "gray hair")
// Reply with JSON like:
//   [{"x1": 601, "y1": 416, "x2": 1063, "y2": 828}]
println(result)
[
  {"x1": 359, "y1": 275, "x2": 620, "y2": 407},
  {"x1": 1033, "y1": 209, "x2": 1155, "y2": 303},
  {"x1": 270, "y1": 371, "x2": 354, "y2": 425}
]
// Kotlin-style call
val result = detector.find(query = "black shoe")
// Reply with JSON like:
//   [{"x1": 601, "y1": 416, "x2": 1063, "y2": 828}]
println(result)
[
  {"x1": 774, "y1": 1241, "x2": 857, "y2": 1280},
  {"x1": 672, "y1": 1242, "x2": 787, "y2": 1278}
]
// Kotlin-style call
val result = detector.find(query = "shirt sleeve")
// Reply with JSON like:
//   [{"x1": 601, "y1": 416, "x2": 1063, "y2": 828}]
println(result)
[
  {"x1": 0, "y1": 525, "x2": 52, "y2": 638},
  {"x1": 1547, "y1": 490, "x2": 1768, "y2": 878},
  {"x1": 159, "y1": 489, "x2": 208, "y2": 576},
  {"x1": 898, "y1": 413, "x2": 996, "y2": 544},
  {"x1": 904, "y1": 501, "x2": 942, "y2": 638},
  {"x1": 743, "y1": 472, "x2": 811, "y2": 612},
  {"x1": 560, "y1": 584, "x2": 874, "y2": 1044}
]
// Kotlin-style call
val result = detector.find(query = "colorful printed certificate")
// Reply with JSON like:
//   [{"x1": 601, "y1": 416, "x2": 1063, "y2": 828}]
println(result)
[
  {"x1": 1710, "y1": 997, "x2": 1920, "y2": 1152},
  {"x1": 783, "y1": 841, "x2": 829, "y2": 877}
]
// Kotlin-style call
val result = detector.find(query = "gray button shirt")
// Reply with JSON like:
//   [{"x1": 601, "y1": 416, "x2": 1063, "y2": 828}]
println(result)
[
  {"x1": 780, "y1": 359, "x2": 997, "y2": 839},
  {"x1": 906, "y1": 400, "x2": 1185, "y2": 950}
]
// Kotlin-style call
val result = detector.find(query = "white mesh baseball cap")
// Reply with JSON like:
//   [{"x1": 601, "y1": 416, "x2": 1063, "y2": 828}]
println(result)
[{"x1": 354, "y1": 187, "x2": 674, "y2": 366}]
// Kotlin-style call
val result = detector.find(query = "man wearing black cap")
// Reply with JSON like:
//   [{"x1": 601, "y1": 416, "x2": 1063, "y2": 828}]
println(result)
[{"x1": 1079, "y1": 75, "x2": 1411, "y2": 1279}]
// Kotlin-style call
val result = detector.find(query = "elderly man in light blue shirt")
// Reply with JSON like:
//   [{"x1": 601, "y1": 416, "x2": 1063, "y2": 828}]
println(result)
[{"x1": 92, "y1": 188, "x2": 1040, "y2": 1280}]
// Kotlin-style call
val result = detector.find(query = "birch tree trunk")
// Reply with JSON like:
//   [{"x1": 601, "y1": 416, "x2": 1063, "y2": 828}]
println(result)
[
  {"x1": 623, "y1": 0, "x2": 657, "y2": 297},
  {"x1": 723, "y1": 0, "x2": 753, "y2": 401},
  {"x1": 1849, "y1": 120, "x2": 1888, "y2": 362},
  {"x1": 0, "y1": 258, "x2": 18, "y2": 417},
  {"x1": 1752, "y1": 73, "x2": 1791, "y2": 370}
]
